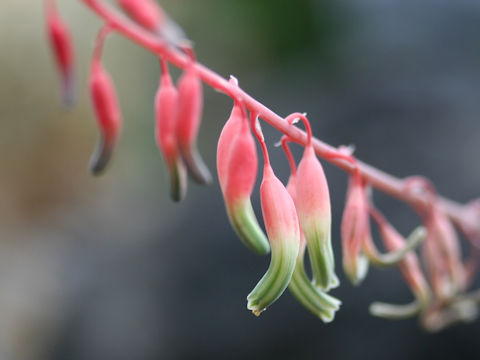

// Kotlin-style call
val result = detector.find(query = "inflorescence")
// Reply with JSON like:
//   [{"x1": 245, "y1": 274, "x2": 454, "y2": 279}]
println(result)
[{"x1": 44, "y1": 0, "x2": 480, "y2": 331}]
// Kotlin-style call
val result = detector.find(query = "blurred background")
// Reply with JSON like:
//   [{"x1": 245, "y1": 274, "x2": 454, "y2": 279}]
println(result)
[{"x1": 0, "y1": 0, "x2": 479, "y2": 359}]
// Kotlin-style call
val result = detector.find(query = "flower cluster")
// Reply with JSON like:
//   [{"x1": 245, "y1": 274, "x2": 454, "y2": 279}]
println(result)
[{"x1": 44, "y1": 0, "x2": 480, "y2": 331}]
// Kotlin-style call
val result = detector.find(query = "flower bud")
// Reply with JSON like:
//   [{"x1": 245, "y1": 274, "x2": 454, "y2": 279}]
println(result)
[
  {"x1": 217, "y1": 104, "x2": 269, "y2": 255},
  {"x1": 89, "y1": 28, "x2": 122, "y2": 175},
  {"x1": 117, "y1": 0, "x2": 165, "y2": 32},
  {"x1": 289, "y1": 114, "x2": 338, "y2": 290},
  {"x1": 281, "y1": 145, "x2": 341, "y2": 322},
  {"x1": 368, "y1": 208, "x2": 431, "y2": 319},
  {"x1": 423, "y1": 207, "x2": 465, "y2": 300},
  {"x1": 155, "y1": 59, "x2": 187, "y2": 202},
  {"x1": 44, "y1": 0, "x2": 75, "y2": 106},
  {"x1": 247, "y1": 165, "x2": 300, "y2": 315},
  {"x1": 176, "y1": 64, "x2": 212, "y2": 185},
  {"x1": 341, "y1": 173, "x2": 369, "y2": 285}
]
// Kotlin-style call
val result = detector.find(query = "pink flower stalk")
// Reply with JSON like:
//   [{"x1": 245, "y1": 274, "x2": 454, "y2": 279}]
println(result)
[
  {"x1": 44, "y1": 0, "x2": 75, "y2": 106},
  {"x1": 341, "y1": 170, "x2": 370, "y2": 285},
  {"x1": 423, "y1": 207, "x2": 466, "y2": 301},
  {"x1": 289, "y1": 113, "x2": 338, "y2": 290},
  {"x1": 282, "y1": 137, "x2": 341, "y2": 322},
  {"x1": 176, "y1": 52, "x2": 212, "y2": 185},
  {"x1": 89, "y1": 26, "x2": 122, "y2": 175},
  {"x1": 155, "y1": 58, "x2": 187, "y2": 202},
  {"x1": 246, "y1": 115, "x2": 300, "y2": 316},
  {"x1": 369, "y1": 206, "x2": 431, "y2": 319},
  {"x1": 216, "y1": 100, "x2": 269, "y2": 255}
]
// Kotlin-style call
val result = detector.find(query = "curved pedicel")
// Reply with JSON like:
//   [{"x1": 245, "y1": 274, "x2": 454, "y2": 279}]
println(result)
[{"x1": 155, "y1": 58, "x2": 187, "y2": 202}]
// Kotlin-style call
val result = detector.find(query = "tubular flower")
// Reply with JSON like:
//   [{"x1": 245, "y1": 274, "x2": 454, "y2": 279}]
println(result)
[
  {"x1": 117, "y1": 0, "x2": 187, "y2": 47},
  {"x1": 282, "y1": 137, "x2": 341, "y2": 322},
  {"x1": 246, "y1": 115, "x2": 300, "y2": 316},
  {"x1": 423, "y1": 207, "x2": 465, "y2": 301},
  {"x1": 289, "y1": 113, "x2": 338, "y2": 290},
  {"x1": 176, "y1": 55, "x2": 212, "y2": 185},
  {"x1": 217, "y1": 102, "x2": 269, "y2": 255},
  {"x1": 117, "y1": 0, "x2": 165, "y2": 32},
  {"x1": 44, "y1": 0, "x2": 75, "y2": 106},
  {"x1": 89, "y1": 26, "x2": 122, "y2": 175},
  {"x1": 341, "y1": 171, "x2": 370, "y2": 285},
  {"x1": 155, "y1": 58, "x2": 187, "y2": 202},
  {"x1": 369, "y1": 207, "x2": 431, "y2": 319}
]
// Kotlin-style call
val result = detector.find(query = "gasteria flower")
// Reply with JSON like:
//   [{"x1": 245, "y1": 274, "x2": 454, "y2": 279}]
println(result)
[
  {"x1": 246, "y1": 115, "x2": 300, "y2": 315},
  {"x1": 341, "y1": 171, "x2": 370, "y2": 285},
  {"x1": 44, "y1": 0, "x2": 75, "y2": 106},
  {"x1": 117, "y1": 0, "x2": 165, "y2": 32},
  {"x1": 423, "y1": 206, "x2": 465, "y2": 301},
  {"x1": 217, "y1": 101, "x2": 269, "y2": 255},
  {"x1": 289, "y1": 113, "x2": 338, "y2": 290},
  {"x1": 282, "y1": 137, "x2": 341, "y2": 322},
  {"x1": 88, "y1": 26, "x2": 122, "y2": 175},
  {"x1": 176, "y1": 54, "x2": 212, "y2": 185},
  {"x1": 117, "y1": 0, "x2": 187, "y2": 47},
  {"x1": 155, "y1": 58, "x2": 187, "y2": 202},
  {"x1": 369, "y1": 206, "x2": 431, "y2": 319}
]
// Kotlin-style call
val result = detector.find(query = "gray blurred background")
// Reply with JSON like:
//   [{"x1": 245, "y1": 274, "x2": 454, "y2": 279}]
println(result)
[{"x1": 0, "y1": 0, "x2": 480, "y2": 359}]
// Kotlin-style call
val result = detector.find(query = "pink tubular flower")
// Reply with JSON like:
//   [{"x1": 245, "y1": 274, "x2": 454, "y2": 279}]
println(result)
[
  {"x1": 176, "y1": 54, "x2": 212, "y2": 185},
  {"x1": 117, "y1": 0, "x2": 165, "y2": 32},
  {"x1": 423, "y1": 207, "x2": 465, "y2": 301},
  {"x1": 368, "y1": 207, "x2": 431, "y2": 319},
  {"x1": 89, "y1": 26, "x2": 122, "y2": 175},
  {"x1": 341, "y1": 170, "x2": 370, "y2": 285},
  {"x1": 282, "y1": 137, "x2": 341, "y2": 322},
  {"x1": 289, "y1": 113, "x2": 338, "y2": 290},
  {"x1": 44, "y1": 0, "x2": 75, "y2": 106},
  {"x1": 117, "y1": 0, "x2": 187, "y2": 47},
  {"x1": 246, "y1": 115, "x2": 300, "y2": 316},
  {"x1": 217, "y1": 101, "x2": 269, "y2": 255},
  {"x1": 155, "y1": 58, "x2": 187, "y2": 202}
]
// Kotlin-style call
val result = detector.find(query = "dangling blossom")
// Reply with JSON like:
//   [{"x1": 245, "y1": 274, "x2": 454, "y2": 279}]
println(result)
[
  {"x1": 88, "y1": 26, "x2": 122, "y2": 175},
  {"x1": 117, "y1": 0, "x2": 187, "y2": 47},
  {"x1": 44, "y1": 0, "x2": 75, "y2": 106},
  {"x1": 368, "y1": 206, "x2": 431, "y2": 319},
  {"x1": 155, "y1": 58, "x2": 187, "y2": 201},
  {"x1": 176, "y1": 50, "x2": 212, "y2": 185},
  {"x1": 246, "y1": 114, "x2": 300, "y2": 316},
  {"x1": 288, "y1": 113, "x2": 338, "y2": 290},
  {"x1": 216, "y1": 95, "x2": 269, "y2": 255},
  {"x1": 281, "y1": 137, "x2": 341, "y2": 322}
]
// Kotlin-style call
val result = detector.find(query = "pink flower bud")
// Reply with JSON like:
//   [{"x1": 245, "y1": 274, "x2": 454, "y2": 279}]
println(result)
[
  {"x1": 247, "y1": 115, "x2": 300, "y2": 315},
  {"x1": 216, "y1": 102, "x2": 243, "y2": 193},
  {"x1": 368, "y1": 208, "x2": 431, "y2": 319},
  {"x1": 219, "y1": 106, "x2": 269, "y2": 255},
  {"x1": 289, "y1": 113, "x2": 338, "y2": 290},
  {"x1": 282, "y1": 138, "x2": 341, "y2": 322},
  {"x1": 117, "y1": 0, "x2": 165, "y2": 32},
  {"x1": 423, "y1": 207, "x2": 465, "y2": 301},
  {"x1": 44, "y1": 0, "x2": 75, "y2": 106},
  {"x1": 155, "y1": 59, "x2": 187, "y2": 202},
  {"x1": 176, "y1": 60, "x2": 212, "y2": 185},
  {"x1": 341, "y1": 172, "x2": 370, "y2": 285},
  {"x1": 89, "y1": 27, "x2": 122, "y2": 175}
]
